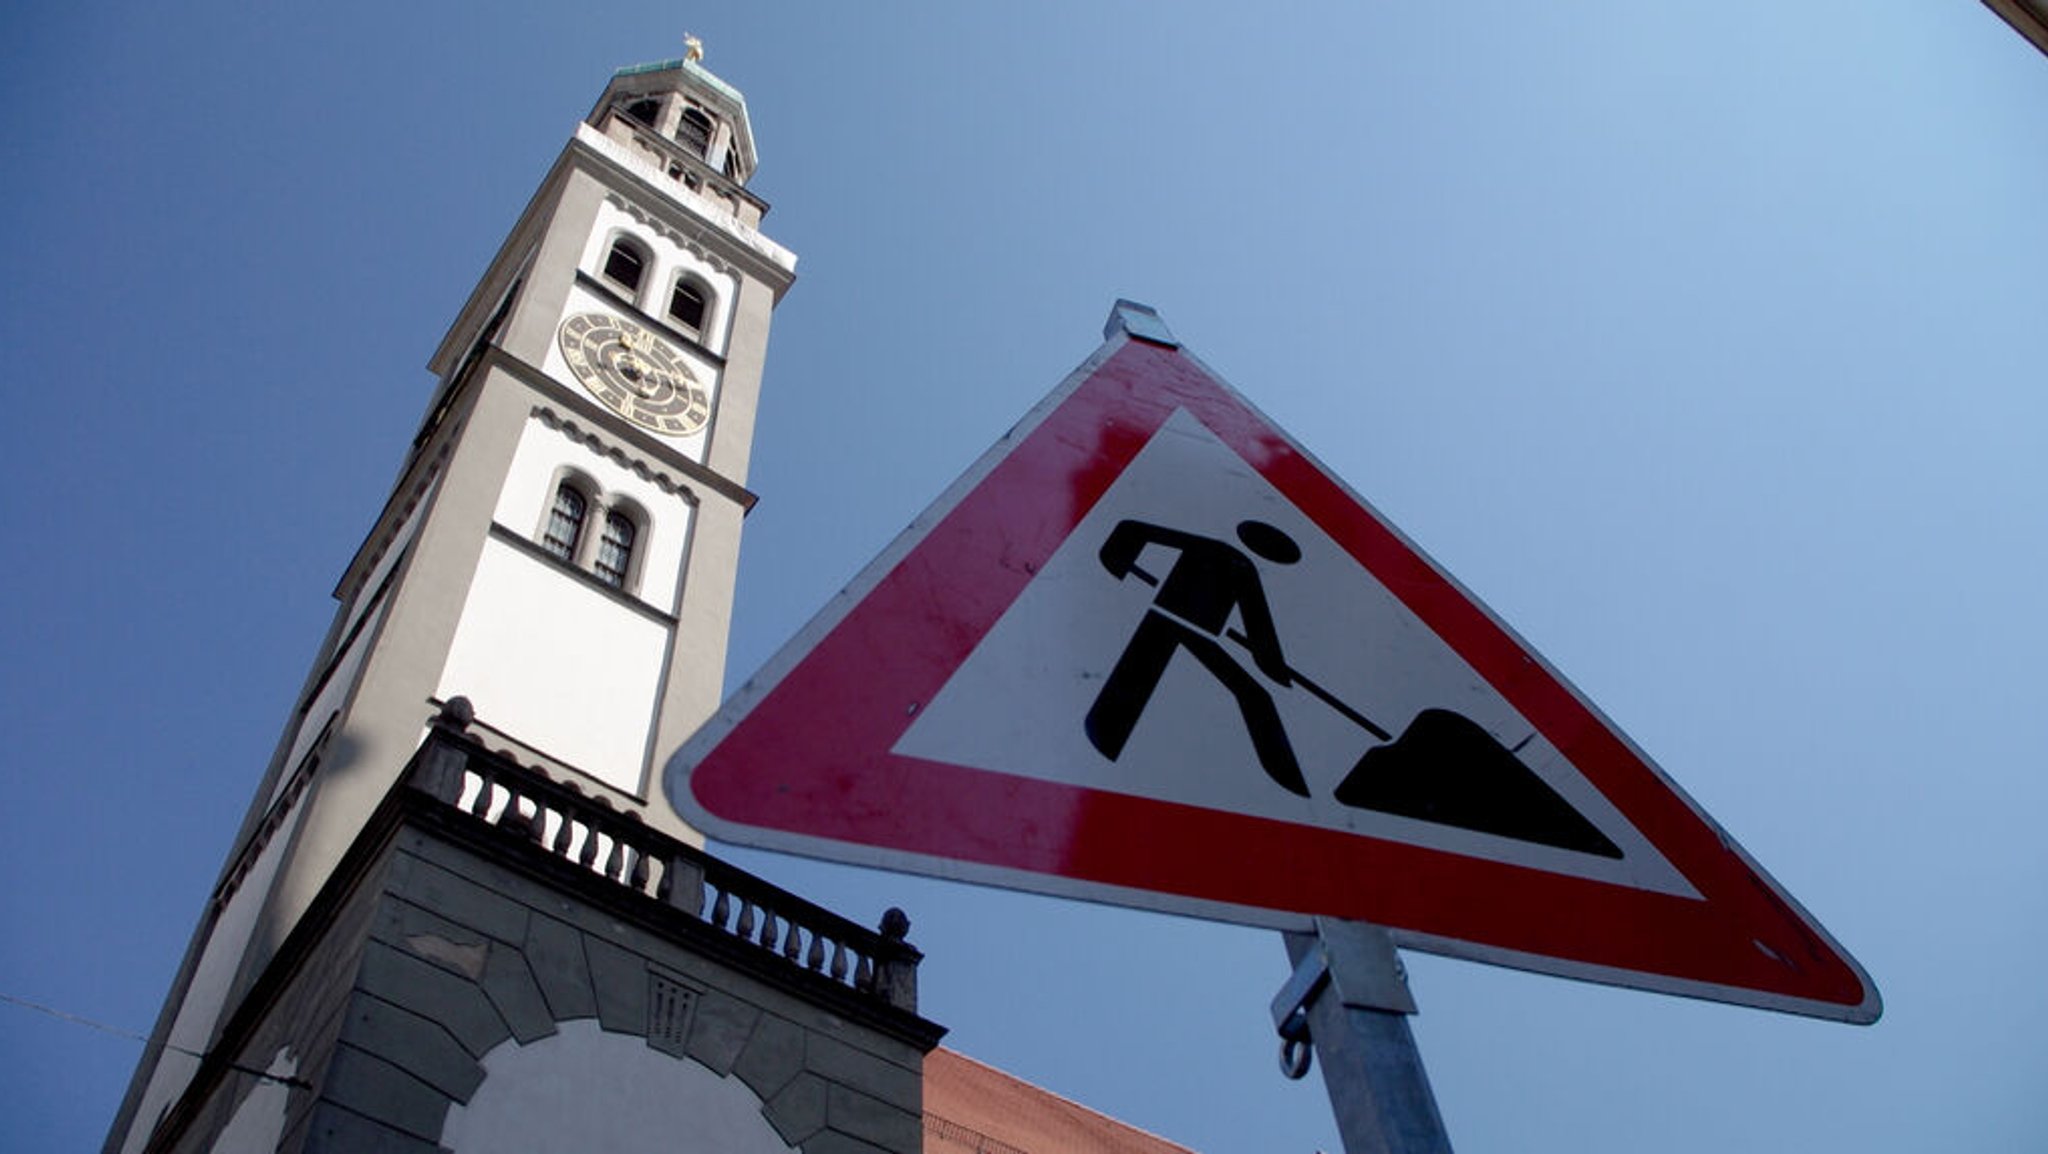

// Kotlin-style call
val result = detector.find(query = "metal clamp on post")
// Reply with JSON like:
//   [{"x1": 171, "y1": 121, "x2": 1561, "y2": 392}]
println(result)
[
  {"x1": 1269, "y1": 918, "x2": 1417, "y2": 1079},
  {"x1": 1271, "y1": 940, "x2": 1328, "y2": 1079},
  {"x1": 1270, "y1": 919, "x2": 1450, "y2": 1154}
]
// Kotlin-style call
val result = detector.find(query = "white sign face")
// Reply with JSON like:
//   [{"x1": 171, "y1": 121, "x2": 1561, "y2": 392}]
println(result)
[{"x1": 893, "y1": 409, "x2": 1695, "y2": 897}]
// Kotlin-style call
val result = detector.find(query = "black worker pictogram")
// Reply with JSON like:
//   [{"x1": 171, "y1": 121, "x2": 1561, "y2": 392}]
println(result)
[
  {"x1": 1084, "y1": 517, "x2": 1622, "y2": 858},
  {"x1": 1085, "y1": 519, "x2": 1312, "y2": 796}
]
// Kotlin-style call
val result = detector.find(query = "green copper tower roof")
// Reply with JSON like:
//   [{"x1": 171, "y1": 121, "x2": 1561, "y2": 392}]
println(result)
[
  {"x1": 599, "y1": 48, "x2": 759, "y2": 179},
  {"x1": 612, "y1": 56, "x2": 747, "y2": 107}
]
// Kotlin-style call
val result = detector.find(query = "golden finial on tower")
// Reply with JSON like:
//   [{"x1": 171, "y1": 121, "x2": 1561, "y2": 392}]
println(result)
[{"x1": 683, "y1": 34, "x2": 704, "y2": 63}]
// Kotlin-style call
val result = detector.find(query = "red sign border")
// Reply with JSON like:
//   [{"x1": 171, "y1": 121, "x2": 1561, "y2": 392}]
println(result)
[{"x1": 668, "y1": 331, "x2": 1879, "y2": 1023}]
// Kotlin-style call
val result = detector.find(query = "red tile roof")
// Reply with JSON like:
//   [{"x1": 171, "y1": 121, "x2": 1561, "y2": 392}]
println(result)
[{"x1": 924, "y1": 1047, "x2": 1199, "y2": 1154}]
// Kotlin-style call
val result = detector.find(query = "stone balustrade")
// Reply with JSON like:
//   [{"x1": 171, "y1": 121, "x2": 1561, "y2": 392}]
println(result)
[{"x1": 409, "y1": 704, "x2": 922, "y2": 1014}]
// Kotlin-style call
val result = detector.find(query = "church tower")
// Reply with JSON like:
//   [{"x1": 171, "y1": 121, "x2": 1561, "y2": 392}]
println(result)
[
  {"x1": 108, "y1": 48, "x2": 939, "y2": 1154},
  {"x1": 323, "y1": 44, "x2": 793, "y2": 842}
]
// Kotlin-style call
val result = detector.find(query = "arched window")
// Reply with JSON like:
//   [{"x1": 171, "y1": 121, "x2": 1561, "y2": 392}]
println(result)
[
  {"x1": 593, "y1": 509, "x2": 637, "y2": 589},
  {"x1": 601, "y1": 238, "x2": 647, "y2": 296},
  {"x1": 542, "y1": 483, "x2": 587, "y2": 562},
  {"x1": 624, "y1": 97, "x2": 661, "y2": 128},
  {"x1": 667, "y1": 278, "x2": 708, "y2": 335},
  {"x1": 676, "y1": 107, "x2": 714, "y2": 158}
]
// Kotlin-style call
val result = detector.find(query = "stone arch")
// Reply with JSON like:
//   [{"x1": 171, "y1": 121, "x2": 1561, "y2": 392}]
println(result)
[
  {"x1": 440, "y1": 1019, "x2": 796, "y2": 1154},
  {"x1": 331, "y1": 836, "x2": 927, "y2": 1153}
]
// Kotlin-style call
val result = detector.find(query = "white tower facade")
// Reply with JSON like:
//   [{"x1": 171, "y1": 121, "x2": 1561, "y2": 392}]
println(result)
[{"x1": 108, "y1": 53, "x2": 800, "y2": 1152}]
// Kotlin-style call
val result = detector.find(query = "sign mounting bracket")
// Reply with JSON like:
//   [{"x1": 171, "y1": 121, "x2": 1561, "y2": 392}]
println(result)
[{"x1": 1273, "y1": 920, "x2": 1451, "y2": 1154}]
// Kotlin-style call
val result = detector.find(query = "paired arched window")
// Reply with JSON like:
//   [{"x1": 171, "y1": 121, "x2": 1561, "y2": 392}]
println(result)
[
  {"x1": 601, "y1": 238, "x2": 648, "y2": 295},
  {"x1": 667, "y1": 278, "x2": 708, "y2": 335},
  {"x1": 676, "y1": 106, "x2": 714, "y2": 158},
  {"x1": 624, "y1": 98, "x2": 661, "y2": 128},
  {"x1": 596, "y1": 229, "x2": 719, "y2": 347},
  {"x1": 542, "y1": 483, "x2": 587, "y2": 562},
  {"x1": 593, "y1": 511, "x2": 637, "y2": 588},
  {"x1": 539, "y1": 479, "x2": 642, "y2": 594}
]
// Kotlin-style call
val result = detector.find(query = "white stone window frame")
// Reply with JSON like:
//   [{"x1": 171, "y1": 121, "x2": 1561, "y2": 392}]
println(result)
[
  {"x1": 598, "y1": 231, "x2": 654, "y2": 307},
  {"x1": 665, "y1": 271, "x2": 716, "y2": 342},
  {"x1": 534, "y1": 466, "x2": 649, "y2": 598},
  {"x1": 593, "y1": 493, "x2": 649, "y2": 593},
  {"x1": 540, "y1": 474, "x2": 593, "y2": 562}
]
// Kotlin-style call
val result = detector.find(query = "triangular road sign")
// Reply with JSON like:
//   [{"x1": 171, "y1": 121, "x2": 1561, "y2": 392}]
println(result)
[{"x1": 667, "y1": 302, "x2": 1879, "y2": 1023}]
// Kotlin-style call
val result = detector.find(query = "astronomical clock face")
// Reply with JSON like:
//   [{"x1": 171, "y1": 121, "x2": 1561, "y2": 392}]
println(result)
[{"x1": 557, "y1": 312, "x2": 713, "y2": 438}]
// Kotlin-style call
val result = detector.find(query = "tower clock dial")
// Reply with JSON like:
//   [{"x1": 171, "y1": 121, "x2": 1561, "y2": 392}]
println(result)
[{"x1": 557, "y1": 312, "x2": 713, "y2": 437}]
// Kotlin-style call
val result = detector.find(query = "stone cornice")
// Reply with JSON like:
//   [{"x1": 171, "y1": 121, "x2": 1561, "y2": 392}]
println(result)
[
  {"x1": 570, "y1": 124, "x2": 796, "y2": 286},
  {"x1": 604, "y1": 191, "x2": 742, "y2": 280}
]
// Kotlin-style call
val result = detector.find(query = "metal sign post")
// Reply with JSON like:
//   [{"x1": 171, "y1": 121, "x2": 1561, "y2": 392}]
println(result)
[{"x1": 1272, "y1": 919, "x2": 1453, "y2": 1154}]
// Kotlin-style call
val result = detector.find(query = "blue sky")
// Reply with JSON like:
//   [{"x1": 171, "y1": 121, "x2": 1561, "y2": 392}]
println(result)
[{"x1": 4, "y1": 3, "x2": 2045, "y2": 1151}]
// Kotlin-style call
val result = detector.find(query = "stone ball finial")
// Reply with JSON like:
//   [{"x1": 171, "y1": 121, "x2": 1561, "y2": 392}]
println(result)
[
  {"x1": 878, "y1": 907, "x2": 911, "y2": 941},
  {"x1": 436, "y1": 696, "x2": 476, "y2": 731}
]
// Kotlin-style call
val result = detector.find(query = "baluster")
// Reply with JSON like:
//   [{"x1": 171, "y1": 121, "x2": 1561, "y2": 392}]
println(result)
[
  {"x1": 577, "y1": 826, "x2": 601, "y2": 868},
  {"x1": 710, "y1": 888, "x2": 731, "y2": 931},
  {"x1": 783, "y1": 924, "x2": 803, "y2": 962},
  {"x1": 830, "y1": 941, "x2": 849, "y2": 981},
  {"x1": 550, "y1": 813, "x2": 574, "y2": 855},
  {"x1": 495, "y1": 791, "x2": 529, "y2": 835},
  {"x1": 807, "y1": 933, "x2": 826, "y2": 971},
  {"x1": 855, "y1": 952, "x2": 874, "y2": 992},
  {"x1": 627, "y1": 848, "x2": 650, "y2": 892},
  {"x1": 604, "y1": 836, "x2": 626, "y2": 881},
  {"x1": 758, "y1": 909, "x2": 779, "y2": 949},
  {"x1": 468, "y1": 776, "x2": 495, "y2": 819},
  {"x1": 736, "y1": 898, "x2": 756, "y2": 942}
]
